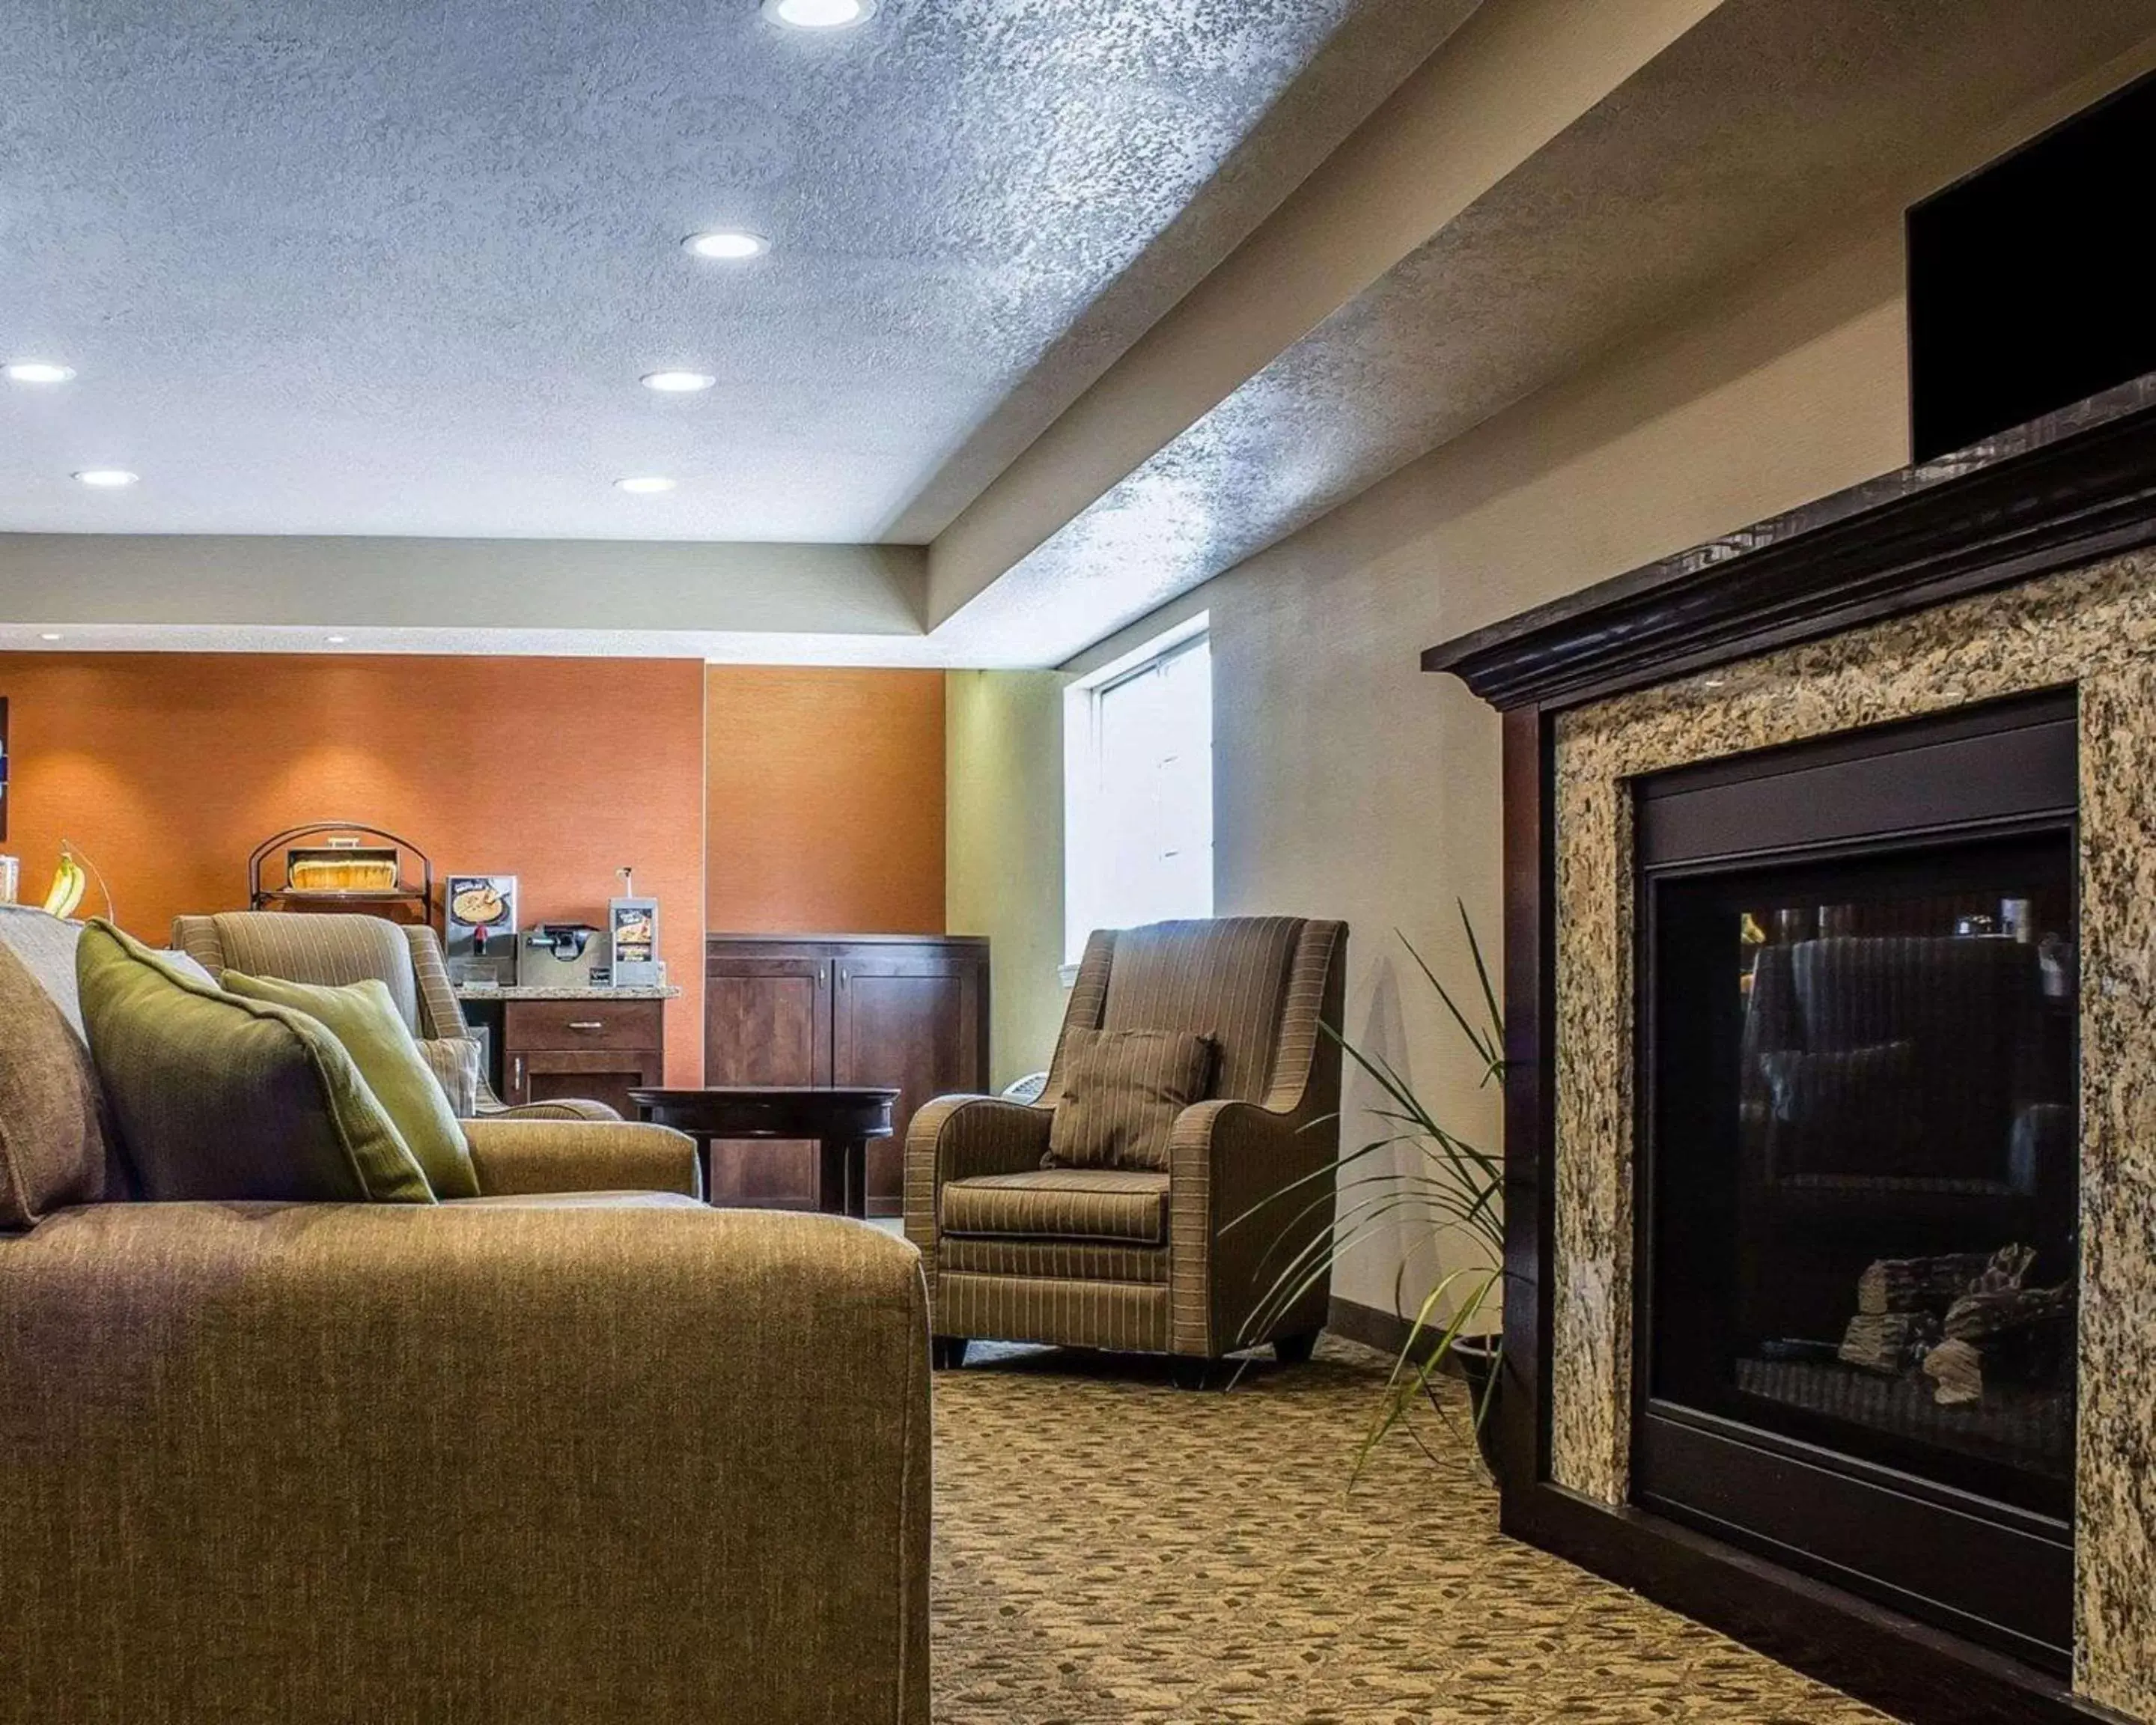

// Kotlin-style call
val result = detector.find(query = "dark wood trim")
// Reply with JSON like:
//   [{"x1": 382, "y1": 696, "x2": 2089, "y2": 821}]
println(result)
[
  {"x1": 1498, "y1": 703, "x2": 1554, "y2": 1500},
  {"x1": 1324, "y1": 1295, "x2": 1408, "y2": 1357},
  {"x1": 1325, "y1": 1296, "x2": 1482, "y2": 1373},
  {"x1": 1422, "y1": 373, "x2": 2156, "y2": 712},
  {"x1": 1505, "y1": 1485, "x2": 2115, "y2": 1725}
]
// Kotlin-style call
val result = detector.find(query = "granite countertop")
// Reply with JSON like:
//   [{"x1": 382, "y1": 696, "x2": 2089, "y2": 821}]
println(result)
[{"x1": 453, "y1": 985, "x2": 681, "y2": 1001}]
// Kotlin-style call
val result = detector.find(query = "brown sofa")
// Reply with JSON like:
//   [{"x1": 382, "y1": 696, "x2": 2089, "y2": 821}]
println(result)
[
  {"x1": 905, "y1": 915, "x2": 1346, "y2": 1373},
  {"x1": 0, "y1": 907, "x2": 931, "y2": 1724}
]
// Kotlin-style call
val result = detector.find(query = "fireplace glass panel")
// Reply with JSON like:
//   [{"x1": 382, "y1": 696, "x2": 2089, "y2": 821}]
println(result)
[{"x1": 1648, "y1": 832, "x2": 2077, "y2": 1518}]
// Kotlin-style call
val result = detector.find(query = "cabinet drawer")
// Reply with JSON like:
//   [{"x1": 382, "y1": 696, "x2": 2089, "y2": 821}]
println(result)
[{"x1": 505, "y1": 1000, "x2": 663, "y2": 1051}]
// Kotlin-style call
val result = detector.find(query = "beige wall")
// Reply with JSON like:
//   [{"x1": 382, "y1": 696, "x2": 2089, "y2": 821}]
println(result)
[
  {"x1": 944, "y1": 670, "x2": 1069, "y2": 1090},
  {"x1": 952, "y1": 212, "x2": 1910, "y2": 1318}
]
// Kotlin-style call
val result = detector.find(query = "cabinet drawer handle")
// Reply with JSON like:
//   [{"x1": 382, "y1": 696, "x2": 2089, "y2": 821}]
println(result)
[{"x1": 567, "y1": 1020, "x2": 605, "y2": 1031}]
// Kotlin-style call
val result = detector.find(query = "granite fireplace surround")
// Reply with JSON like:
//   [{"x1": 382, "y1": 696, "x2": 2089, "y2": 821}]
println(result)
[{"x1": 1428, "y1": 380, "x2": 2156, "y2": 1725}]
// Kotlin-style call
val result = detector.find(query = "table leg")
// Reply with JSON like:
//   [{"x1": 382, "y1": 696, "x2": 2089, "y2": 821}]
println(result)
[
  {"x1": 846, "y1": 1139, "x2": 868, "y2": 1220},
  {"x1": 816, "y1": 1137, "x2": 869, "y2": 1219},
  {"x1": 817, "y1": 1138, "x2": 848, "y2": 1217}
]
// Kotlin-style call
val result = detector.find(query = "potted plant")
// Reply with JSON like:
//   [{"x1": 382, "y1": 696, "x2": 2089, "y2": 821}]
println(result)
[{"x1": 1235, "y1": 903, "x2": 1507, "y2": 1477}]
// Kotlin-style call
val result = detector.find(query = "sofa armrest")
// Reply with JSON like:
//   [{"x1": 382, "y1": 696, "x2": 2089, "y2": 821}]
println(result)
[
  {"x1": 463, "y1": 1116, "x2": 701, "y2": 1198},
  {"x1": 478, "y1": 1097, "x2": 625, "y2": 1122},
  {"x1": 0, "y1": 1201, "x2": 930, "y2": 1724},
  {"x1": 1168, "y1": 1098, "x2": 1339, "y2": 1356}
]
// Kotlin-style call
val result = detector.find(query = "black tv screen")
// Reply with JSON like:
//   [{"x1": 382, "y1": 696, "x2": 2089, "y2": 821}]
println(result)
[{"x1": 1907, "y1": 68, "x2": 2156, "y2": 462}]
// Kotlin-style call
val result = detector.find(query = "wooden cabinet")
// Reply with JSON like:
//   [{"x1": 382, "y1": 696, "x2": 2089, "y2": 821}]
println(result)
[
  {"x1": 704, "y1": 936, "x2": 989, "y2": 1214},
  {"x1": 502, "y1": 997, "x2": 666, "y2": 1120}
]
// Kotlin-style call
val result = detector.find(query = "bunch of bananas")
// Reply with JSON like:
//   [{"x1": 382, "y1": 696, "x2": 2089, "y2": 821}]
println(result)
[{"x1": 42, "y1": 845, "x2": 88, "y2": 919}]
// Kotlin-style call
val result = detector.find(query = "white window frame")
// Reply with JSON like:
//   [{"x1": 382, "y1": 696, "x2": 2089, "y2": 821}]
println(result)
[{"x1": 1062, "y1": 614, "x2": 1213, "y2": 976}]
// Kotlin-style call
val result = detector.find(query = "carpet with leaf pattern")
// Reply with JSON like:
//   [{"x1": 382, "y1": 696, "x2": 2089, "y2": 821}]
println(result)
[{"x1": 929, "y1": 1336, "x2": 1892, "y2": 1724}]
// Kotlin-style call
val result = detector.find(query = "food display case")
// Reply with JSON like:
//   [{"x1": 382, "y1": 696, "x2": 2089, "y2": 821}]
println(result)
[{"x1": 248, "y1": 822, "x2": 433, "y2": 922}]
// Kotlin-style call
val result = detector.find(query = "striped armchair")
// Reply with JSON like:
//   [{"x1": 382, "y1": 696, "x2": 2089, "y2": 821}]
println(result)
[
  {"x1": 171, "y1": 911, "x2": 618, "y2": 1121},
  {"x1": 905, "y1": 916, "x2": 1346, "y2": 1376}
]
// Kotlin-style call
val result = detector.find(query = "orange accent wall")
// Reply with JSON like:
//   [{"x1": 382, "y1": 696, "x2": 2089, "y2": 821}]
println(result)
[
  {"x1": 704, "y1": 666, "x2": 945, "y2": 935},
  {"x1": 0, "y1": 654, "x2": 707, "y2": 1083}
]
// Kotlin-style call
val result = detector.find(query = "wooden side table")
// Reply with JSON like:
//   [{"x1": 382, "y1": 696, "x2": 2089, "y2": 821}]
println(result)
[{"x1": 629, "y1": 1086, "x2": 898, "y2": 1218}]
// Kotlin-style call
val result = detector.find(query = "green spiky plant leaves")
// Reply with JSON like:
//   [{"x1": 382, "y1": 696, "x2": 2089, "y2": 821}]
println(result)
[{"x1": 1231, "y1": 901, "x2": 1505, "y2": 1479}]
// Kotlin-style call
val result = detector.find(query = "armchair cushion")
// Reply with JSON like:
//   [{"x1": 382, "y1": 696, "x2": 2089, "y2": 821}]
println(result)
[
  {"x1": 76, "y1": 920, "x2": 435, "y2": 1205},
  {"x1": 1044, "y1": 1026, "x2": 1215, "y2": 1171},
  {"x1": 222, "y1": 971, "x2": 482, "y2": 1199},
  {"x1": 941, "y1": 1167, "x2": 1169, "y2": 1245}
]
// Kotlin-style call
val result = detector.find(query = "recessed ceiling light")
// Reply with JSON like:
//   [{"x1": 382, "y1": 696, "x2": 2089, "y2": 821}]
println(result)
[
  {"x1": 5, "y1": 359, "x2": 76, "y2": 384},
  {"x1": 642, "y1": 370, "x2": 717, "y2": 393},
  {"x1": 39, "y1": 632, "x2": 64, "y2": 642},
  {"x1": 763, "y1": 0, "x2": 874, "y2": 27},
  {"x1": 326, "y1": 634, "x2": 349, "y2": 645},
  {"x1": 683, "y1": 230, "x2": 769, "y2": 261},
  {"x1": 73, "y1": 469, "x2": 138, "y2": 488},
  {"x1": 615, "y1": 475, "x2": 677, "y2": 494}
]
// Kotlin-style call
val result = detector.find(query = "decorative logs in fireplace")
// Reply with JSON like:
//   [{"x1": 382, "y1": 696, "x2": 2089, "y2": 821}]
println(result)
[{"x1": 1837, "y1": 1244, "x2": 2074, "y2": 1408}]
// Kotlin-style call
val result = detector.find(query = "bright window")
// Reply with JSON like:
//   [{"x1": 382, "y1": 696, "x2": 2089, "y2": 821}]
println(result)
[{"x1": 1065, "y1": 619, "x2": 1213, "y2": 965}]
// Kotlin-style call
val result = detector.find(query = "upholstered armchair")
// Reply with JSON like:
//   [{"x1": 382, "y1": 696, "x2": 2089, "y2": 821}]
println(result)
[
  {"x1": 905, "y1": 916, "x2": 1347, "y2": 1375},
  {"x1": 172, "y1": 910, "x2": 618, "y2": 1120}
]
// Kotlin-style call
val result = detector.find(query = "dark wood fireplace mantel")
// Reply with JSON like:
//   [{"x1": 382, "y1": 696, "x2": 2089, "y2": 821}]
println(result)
[
  {"x1": 1423, "y1": 380, "x2": 2156, "y2": 1725},
  {"x1": 1426, "y1": 371, "x2": 2156, "y2": 714}
]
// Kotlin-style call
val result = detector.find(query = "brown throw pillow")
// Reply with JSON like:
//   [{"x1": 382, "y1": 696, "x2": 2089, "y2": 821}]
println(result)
[
  {"x1": 1045, "y1": 1027, "x2": 1216, "y2": 1172},
  {"x1": 0, "y1": 942, "x2": 113, "y2": 1229}
]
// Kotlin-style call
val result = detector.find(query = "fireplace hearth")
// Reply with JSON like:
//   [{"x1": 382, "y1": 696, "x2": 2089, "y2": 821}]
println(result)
[{"x1": 1636, "y1": 693, "x2": 2078, "y2": 1666}]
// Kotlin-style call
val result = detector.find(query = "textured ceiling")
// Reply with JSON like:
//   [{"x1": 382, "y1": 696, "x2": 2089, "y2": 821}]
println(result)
[
  {"x1": 935, "y1": 0, "x2": 2156, "y2": 665},
  {"x1": 0, "y1": 0, "x2": 1446, "y2": 541}
]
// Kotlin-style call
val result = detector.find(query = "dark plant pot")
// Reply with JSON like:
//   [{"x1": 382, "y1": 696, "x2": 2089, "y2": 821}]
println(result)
[{"x1": 1449, "y1": 1335, "x2": 1503, "y2": 1477}]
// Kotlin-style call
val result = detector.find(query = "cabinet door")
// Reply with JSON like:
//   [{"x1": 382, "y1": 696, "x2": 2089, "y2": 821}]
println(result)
[
  {"x1": 832, "y1": 949, "x2": 987, "y2": 1215},
  {"x1": 509, "y1": 1048, "x2": 663, "y2": 1122},
  {"x1": 702, "y1": 955, "x2": 831, "y2": 1207}
]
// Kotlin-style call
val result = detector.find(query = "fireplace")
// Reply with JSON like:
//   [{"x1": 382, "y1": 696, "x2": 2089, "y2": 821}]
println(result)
[
  {"x1": 1635, "y1": 692, "x2": 2078, "y2": 1667},
  {"x1": 1424, "y1": 374, "x2": 2156, "y2": 1725}
]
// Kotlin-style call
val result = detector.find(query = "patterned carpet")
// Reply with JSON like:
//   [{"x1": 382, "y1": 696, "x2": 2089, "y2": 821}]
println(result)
[{"x1": 930, "y1": 1336, "x2": 1893, "y2": 1724}]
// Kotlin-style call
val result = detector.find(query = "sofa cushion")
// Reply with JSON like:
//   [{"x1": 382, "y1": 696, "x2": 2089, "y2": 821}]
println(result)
[
  {"x1": 1, "y1": 907, "x2": 216, "y2": 1042},
  {"x1": 0, "y1": 906, "x2": 92, "y2": 1041},
  {"x1": 442, "y1": 1190, "x2": 708, "y2": 1209},
  {"x1": 222, "y1": 972, "x2": 482, "y2": 1199},
  {"x1": 0, "y1": 942, "x2": 112, "y2": 1229},
  {"x1": 76, "y1": 920, "x2": 434, "y2": 1205},
  {"x1": 1045, "y1": 1026, "x2": 1213, "y2": 1172},
  {"x1": 941, "y1": 1168, "x2": 1169, "y2": 1245}
]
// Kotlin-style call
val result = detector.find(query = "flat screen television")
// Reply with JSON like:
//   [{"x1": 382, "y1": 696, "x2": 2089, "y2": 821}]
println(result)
[{"x1": 1907, "y1": 68, "x2": 2156, "y2": 463}]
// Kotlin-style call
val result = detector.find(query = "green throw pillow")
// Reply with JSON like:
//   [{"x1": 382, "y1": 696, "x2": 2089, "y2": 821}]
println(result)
[
  {"x1": 223, "y1": 972, "x2": 482, "y2": 1199},
  {"x1": 75, "y1": 921, "x2": 433, "y2": 1205}
]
